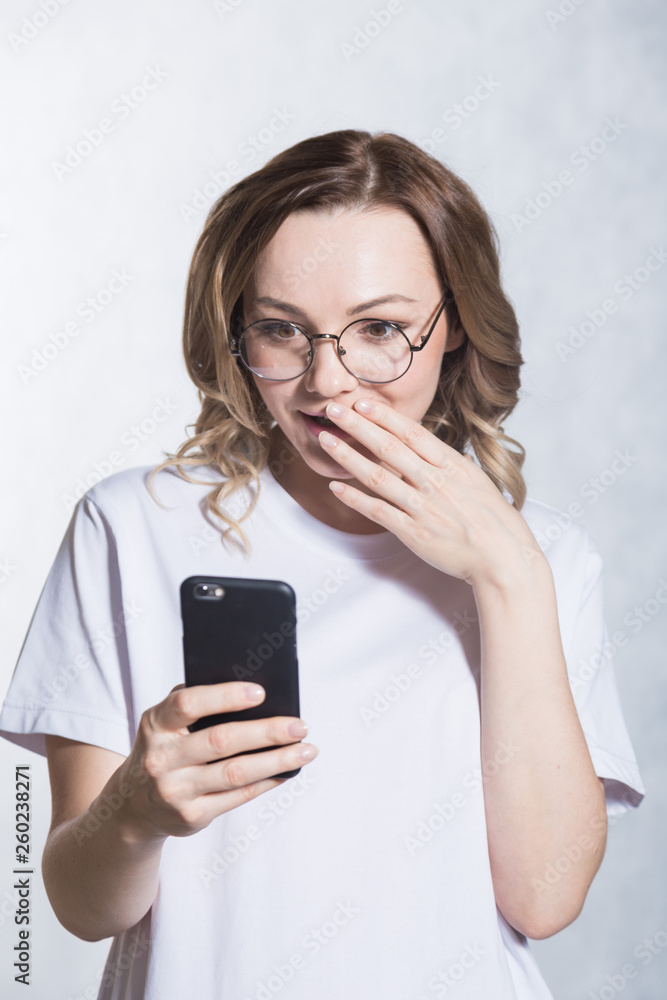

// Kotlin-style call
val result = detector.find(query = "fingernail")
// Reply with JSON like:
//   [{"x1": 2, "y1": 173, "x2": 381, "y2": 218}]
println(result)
[
  {"x1": 326, "y1": 402, "x2": 344, "y2": 418},
  {"x1": 245, "y1": 684, "x2": 264, "y2": 700},
  {"x1": 288, "y1": 719, "x2": 308, "y2": 738},
  {"x1": 297, "y1": 744, "x2": 318, "y2": 762},
  {"x1": 319, "y1": 429, "x2": 338, "y2": 447},
  {"x1": 355, "y1": 399, "x2": 374, "y2": 413}
]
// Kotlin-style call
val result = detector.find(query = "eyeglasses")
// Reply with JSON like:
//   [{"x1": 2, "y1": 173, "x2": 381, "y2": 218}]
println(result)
[{"x1": 228, "y1": 295, "x2": 451, "y2": 384}]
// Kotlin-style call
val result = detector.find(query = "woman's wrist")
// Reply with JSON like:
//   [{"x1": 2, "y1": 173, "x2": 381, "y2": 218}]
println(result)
[
  {"x1": 94, "y1": 759, "x2": 169, "y2": 849},
  {"x1": 470, "y1": 545, "x2": 552, "y2": 600}
]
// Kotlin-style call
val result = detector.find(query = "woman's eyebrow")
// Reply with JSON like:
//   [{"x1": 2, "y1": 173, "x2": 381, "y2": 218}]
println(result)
[{"x1": 254, "y1": 293, "x2": 418, "y2": 318}]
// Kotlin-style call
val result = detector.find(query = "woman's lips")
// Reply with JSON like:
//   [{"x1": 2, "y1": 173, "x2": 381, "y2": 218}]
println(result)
[{"x1": 300, "y1": 412, "x2": 353, "y2": 442}]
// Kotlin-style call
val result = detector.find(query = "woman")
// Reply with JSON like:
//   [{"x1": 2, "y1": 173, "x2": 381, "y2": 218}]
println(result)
[{"x1": 0, "y1": 130, "x2": 645, "y2": 999}]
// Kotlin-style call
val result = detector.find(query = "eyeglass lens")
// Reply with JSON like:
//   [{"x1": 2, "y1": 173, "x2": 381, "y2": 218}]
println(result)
[{"x1": 240, "y1": 320, "x2": 411, "y2": 382}]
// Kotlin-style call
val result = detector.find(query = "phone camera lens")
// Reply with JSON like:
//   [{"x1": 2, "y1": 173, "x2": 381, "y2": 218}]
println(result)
[{"x1": 194, "y1": 583, "x2": 224, "y2": 600}]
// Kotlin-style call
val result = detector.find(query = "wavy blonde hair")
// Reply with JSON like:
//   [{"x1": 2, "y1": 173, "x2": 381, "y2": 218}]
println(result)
[{"x1": 148, "y1": 129, "x2": 526, "y2": 554}]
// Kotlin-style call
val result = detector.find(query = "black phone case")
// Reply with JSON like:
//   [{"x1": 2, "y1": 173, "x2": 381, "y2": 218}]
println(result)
[{"x1": 180, "y1": 575, "x2": 301, "y2": 780}]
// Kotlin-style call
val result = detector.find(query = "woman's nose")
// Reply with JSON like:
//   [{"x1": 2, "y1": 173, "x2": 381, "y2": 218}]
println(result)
[{"x1": 301, "y1": 337, "x2": 358, "y2": 395}]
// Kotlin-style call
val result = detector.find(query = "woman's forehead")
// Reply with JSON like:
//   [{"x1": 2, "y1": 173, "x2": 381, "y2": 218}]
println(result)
[{"x1": 247, "y1": 208, "x2": 437, "y2": 303}]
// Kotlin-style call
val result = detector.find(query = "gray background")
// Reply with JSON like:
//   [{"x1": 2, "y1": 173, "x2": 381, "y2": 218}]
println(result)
[{"x1": 0, "y1": 0, "x2": 665, "y2": 996}]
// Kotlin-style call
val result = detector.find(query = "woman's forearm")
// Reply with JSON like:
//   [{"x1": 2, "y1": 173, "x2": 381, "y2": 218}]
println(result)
[
  {"x1": 473, "y1": 554, "x2": 607, "y2": 940},
  {"x1": 42, "y1": 762, "x2": 166, "y2": 942}
]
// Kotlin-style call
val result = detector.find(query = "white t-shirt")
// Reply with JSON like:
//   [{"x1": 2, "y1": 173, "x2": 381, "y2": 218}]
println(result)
[{"x1": 0, "y1": 462, "x2": 645, "y2": 1000}]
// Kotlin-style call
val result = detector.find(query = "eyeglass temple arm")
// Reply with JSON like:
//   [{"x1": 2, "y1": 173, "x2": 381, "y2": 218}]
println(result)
[{"x1": 410, "y1": 295, "x2": 450, "y2": 352}]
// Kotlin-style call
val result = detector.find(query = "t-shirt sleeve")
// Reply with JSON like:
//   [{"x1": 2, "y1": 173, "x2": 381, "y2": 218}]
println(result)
[
  {"x1": 563, "y1": 530, "x2": 646, "y2": 818},
  {"x1": 0, "y1": 495, "x2": 134, "y2": 758}
]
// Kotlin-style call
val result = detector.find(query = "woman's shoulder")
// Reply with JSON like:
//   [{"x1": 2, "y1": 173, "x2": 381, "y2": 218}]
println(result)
[
  {"x1": 520, "y1": 494, "x2": 600, "y2": 565},
  {"x1": 80, "y1": 461, "x2": 228, "y2": 520},
  {"x1": 521, "y1": 496, "x2": 606, "y2": 629}
]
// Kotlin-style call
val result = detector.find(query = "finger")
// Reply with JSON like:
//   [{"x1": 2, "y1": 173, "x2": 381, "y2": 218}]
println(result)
[
  {"x1": 191, "y1": 776, "x2": 290, "y2": 826},
  {"x1": 156, "y1": 681, "x2": 265, "y2": 732},
  {"x1": 319, "y1": 430, "x2": 423, "y2": 512},
  {"x1": 329, "y1": 399, "x2": 460, "y2": 473},
  {"x1": 193, "y1": 741, "x2": 318, "y2": 795},
  {"x1": 328, "y1": 475, "x2": 417, "y2": 537},
  {"x1": 321, "y1": 402, "x2": 425, "y2": 482},
  {"x1": 178, "y1": 715, "x2": 307, "y2": 767}
]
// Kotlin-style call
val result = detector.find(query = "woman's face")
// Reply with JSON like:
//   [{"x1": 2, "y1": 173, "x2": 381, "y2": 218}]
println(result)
[{"x1": 241, "y1": 205, "x2": 464, "y2": 486}]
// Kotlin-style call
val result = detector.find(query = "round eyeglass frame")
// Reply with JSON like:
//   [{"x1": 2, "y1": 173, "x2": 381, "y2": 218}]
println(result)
[{"x1": 228, "y1": 292, "x2": 452, "y2": 385}]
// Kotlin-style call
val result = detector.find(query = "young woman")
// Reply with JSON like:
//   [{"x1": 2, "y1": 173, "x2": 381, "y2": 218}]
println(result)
[{"x1": 0, "y1": 130, "x2": 645, "y2": 999}]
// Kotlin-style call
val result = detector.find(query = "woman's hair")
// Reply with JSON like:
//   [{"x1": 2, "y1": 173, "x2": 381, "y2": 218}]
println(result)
[{"x1": 148, "y1": 129, "x2": 526, "y2": 553}]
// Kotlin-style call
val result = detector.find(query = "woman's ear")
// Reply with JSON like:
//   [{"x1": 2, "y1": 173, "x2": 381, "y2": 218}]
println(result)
[
  {"x1": 231, "y1": 296, "x2": 245, "y2": 336},
  {"x1": 445, "y1": 317, "x2": 466, "y2": 352},
  {"x1": 442, "y1": 297, "x2": 466, "y2": 352}
]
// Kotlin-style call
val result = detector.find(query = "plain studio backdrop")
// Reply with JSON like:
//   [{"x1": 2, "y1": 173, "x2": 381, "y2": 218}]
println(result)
[{"x1": 0, "y1": 0, "x2": 665, "y2": 997}]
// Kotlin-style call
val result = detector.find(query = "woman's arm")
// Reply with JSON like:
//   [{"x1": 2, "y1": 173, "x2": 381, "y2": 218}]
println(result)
[
  {"x1": 473, "y1": 555, "x2": 607, "y2": 940},
  {"x1": 42, "y1": 681, "x2": 317, "y2": 942},
  {"x1": 311, "y1": 398, "x2": 608, "y2": 938},
  {"x1": 42, "y1": 736, "x2": 166, "y2": 942}
]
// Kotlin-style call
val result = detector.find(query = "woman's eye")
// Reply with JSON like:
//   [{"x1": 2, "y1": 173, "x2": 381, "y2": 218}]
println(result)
[
  {"x1": 359, "y1": 321, "x2": 408, "y2": 339},
  {"x1": 262, "y1": 322, "x2": 296, "y2": 339}
]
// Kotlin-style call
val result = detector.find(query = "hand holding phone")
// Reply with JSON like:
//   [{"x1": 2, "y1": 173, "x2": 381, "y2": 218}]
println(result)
[
  {"x1": 181, "y1": 575, "x2": 305, "y2": 780},
  {"x1": 100, "y1": 576, "x2": 315, "y2": 846},
  {"x1": 113, "y1": 679, "x2": 318, "y2": 845}
]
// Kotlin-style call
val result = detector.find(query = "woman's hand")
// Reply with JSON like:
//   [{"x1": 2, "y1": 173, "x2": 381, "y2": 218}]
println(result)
[
  {"x1": 318, "y1": 398, "x2": 544, "y2": 589},
  {"x1": 115, "y1": 682, "x2": 317, "y2": 843}
]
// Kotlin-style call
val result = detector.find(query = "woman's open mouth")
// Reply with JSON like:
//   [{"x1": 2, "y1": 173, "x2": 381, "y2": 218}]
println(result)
[{"x1": 300, "y1": 411, "x2": 353, "y2": 442}]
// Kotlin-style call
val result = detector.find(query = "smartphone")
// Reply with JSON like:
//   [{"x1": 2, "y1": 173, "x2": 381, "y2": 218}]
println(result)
[{"x1": 180, "y1": 575, "x2": 301, "y2": 780}]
